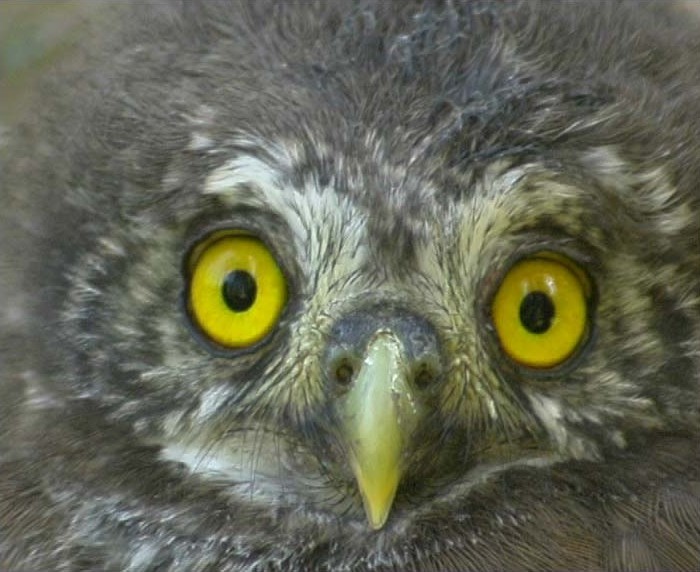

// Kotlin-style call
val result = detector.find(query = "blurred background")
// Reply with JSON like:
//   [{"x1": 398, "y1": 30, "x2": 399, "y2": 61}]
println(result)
[{"x1": 0, "y1": 1, "x2": 99, "y2": 130}]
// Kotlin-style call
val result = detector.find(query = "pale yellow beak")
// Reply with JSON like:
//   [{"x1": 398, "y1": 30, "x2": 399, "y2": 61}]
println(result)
[{"x1": 340, "y1": 331, "x2": 423, "y2": 530}]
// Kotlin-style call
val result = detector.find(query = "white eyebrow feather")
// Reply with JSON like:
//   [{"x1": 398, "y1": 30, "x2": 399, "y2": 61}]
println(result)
[
  {"x1": 202, "y1": 155, "x2": 281, "y2": 203},
  {"x1": 201, "y1": 141, "x2": 368, "y2": 284},
  {"x1": 203, "y1": 147, "x2": 311, "y2": 246}
]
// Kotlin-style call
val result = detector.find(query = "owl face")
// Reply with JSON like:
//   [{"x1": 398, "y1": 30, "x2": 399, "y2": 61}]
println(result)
[
  {"x1": 3, "y1": 1, "x2": 700, "y2": 569},
  {"x1": 67, "y1": 132, "x2": 690, "y2": 528}
]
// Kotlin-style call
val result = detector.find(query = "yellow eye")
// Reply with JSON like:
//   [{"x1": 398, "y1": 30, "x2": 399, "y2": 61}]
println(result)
[
  {"x1": 187, "y1": 234, "x2": 287, "y2": 348},
  {"x1": 491, "y1": 254, "x2": 591, "y2": 369}
]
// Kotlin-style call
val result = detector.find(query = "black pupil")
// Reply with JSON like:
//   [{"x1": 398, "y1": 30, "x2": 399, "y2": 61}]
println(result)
[
  {"x1": 519, "y1": 291, "x2": 555, "y2": 334},
  {"x1": 222, "y1": 270, "x2": 257, "y2": 312}
]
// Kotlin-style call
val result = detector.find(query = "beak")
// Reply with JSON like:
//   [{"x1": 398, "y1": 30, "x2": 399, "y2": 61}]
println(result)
[{"x1": 340, "y1": 331, "x2": 423, "y2": 529}]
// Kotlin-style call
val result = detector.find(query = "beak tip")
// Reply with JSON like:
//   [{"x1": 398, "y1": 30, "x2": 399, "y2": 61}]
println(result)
[
  {"x1": 358, "y1": 475, "x2": 399, "y2": 531},
  {"x1": 368, "y1": 514, "x2": 389, "y2": 530}
]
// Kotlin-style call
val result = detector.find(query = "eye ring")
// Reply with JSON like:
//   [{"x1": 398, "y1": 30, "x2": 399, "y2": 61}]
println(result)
[
  {"x1": 185, "y1": 232, "x2": 288, "y2": 349},
  {"x1": 490, "y1": 252, "x2": 592, "y2": 369}
]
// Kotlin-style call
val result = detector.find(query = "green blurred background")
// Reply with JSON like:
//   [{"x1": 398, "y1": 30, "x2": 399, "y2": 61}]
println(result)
[{"x1": 0, "y1": 1, "x2": 98, "y2": 128}]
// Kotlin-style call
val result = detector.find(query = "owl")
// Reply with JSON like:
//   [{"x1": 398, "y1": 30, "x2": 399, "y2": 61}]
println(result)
[{"x1": 1, "y1": 0, "x2": 699, "y2": 570}]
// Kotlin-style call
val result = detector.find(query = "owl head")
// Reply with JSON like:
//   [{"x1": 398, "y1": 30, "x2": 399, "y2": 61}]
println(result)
[{"x1": 2, "y1": 1, "x2": 700, "y2": 569}]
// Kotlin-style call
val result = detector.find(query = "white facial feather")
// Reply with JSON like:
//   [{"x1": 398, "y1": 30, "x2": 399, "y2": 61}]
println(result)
[{"x1": 203, "y1": 140, "x2": 368, "y2": 285}]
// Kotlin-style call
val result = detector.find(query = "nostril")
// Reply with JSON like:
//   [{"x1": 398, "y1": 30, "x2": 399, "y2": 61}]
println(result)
[
  {"x1": 413, "y1": 361, "x2": 439, "y2": 390},
  {"x1": 333, "y1": 357, "x2": 356, "y2": 386}
]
